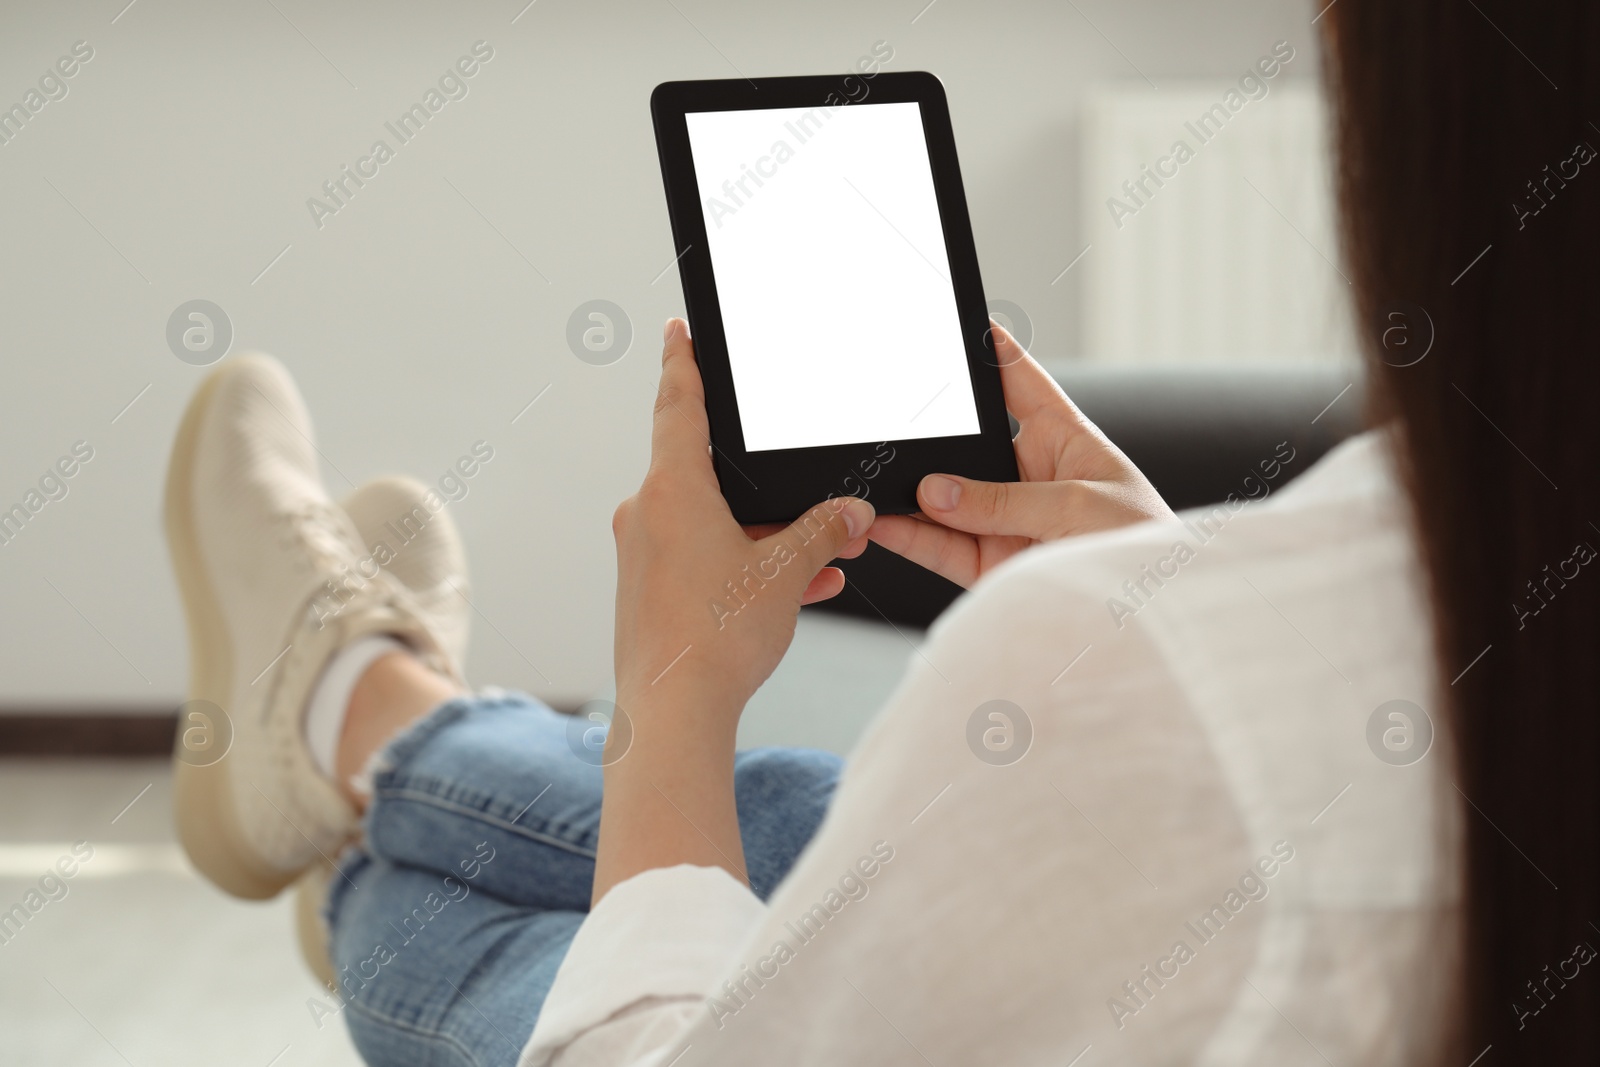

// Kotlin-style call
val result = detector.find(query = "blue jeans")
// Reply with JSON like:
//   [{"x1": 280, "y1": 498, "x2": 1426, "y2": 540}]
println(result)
[{"x1": 325, "y1": 693, "x2": 842, "y2": 1067}]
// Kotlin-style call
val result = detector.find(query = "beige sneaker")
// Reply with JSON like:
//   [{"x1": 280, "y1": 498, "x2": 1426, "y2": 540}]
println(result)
[
  {"x1": 295, "y1": 859, "x2": 340, "y2": 988},
  {"x1": 341, "y1": 477, "x2": 471, "y2": 676},
  {"x1": 164, "y1": 354, "x2": 456, "y2": 901},
  {"x1": 293, "y1": 476, "x2": 475, "y2": 985}
]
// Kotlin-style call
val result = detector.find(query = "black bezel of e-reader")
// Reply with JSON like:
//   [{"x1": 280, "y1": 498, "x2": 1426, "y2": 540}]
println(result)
[{"x1": 650, "y1": 71, "x2": 1018, "y2": 525}]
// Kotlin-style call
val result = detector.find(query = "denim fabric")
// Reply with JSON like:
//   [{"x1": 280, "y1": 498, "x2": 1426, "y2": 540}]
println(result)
[{"x1": 324, "y1": 692, "x2": 841, "y2": 1067}]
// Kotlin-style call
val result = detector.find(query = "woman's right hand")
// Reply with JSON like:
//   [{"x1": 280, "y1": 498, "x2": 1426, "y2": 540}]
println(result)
[{"x1": 867, "y1": 323, "x2": 1174, "y2": 588}]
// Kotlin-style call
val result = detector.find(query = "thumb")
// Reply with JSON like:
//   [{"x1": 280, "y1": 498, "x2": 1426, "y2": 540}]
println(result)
[
  {"x1": 989, "y1": 319, "x2": 1029, "y2": 366},
  {"x1": 763, "y1": 497, "x2": 876, "y2": 597},
  {"x1": 917, "y1": 474, "x2": 1072, "y2": 538}
]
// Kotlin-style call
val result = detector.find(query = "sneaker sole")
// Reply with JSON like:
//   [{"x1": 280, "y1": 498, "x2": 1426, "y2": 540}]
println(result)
[
  {"x1": 165, "y1": 359, "x2": 303, "y2": 900},
  {"x1": 294, "y1": 863, "x2": 338, "y2": 987}
]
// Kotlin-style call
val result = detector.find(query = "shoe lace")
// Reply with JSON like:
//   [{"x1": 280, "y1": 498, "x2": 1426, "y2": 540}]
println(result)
[{"x1": 274, "y1": 500, "x2": 361, "y2": 574}]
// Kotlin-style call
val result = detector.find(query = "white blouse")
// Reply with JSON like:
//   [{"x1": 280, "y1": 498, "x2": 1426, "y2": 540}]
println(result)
[{"x1": 520, "y1": 430, "x2": 1460, "y2": 1067}]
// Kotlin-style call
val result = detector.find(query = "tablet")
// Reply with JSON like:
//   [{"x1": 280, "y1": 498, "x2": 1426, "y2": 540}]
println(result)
[{"x1": 651, "y1": 71, "x2": 1018, "y2": 524}]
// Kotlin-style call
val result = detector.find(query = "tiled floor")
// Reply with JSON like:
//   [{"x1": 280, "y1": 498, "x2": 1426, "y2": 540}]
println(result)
[{"x1": 0, "y1": 612, "x2": 911, "y2": 1066}]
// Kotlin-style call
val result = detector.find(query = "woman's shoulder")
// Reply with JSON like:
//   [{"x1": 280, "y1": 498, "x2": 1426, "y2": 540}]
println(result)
[
  {"x1": 795, "y1": 431, "x2": 1449, "y2": 1066},
  {"x1": 905, "y1": 426, "x2": 1450, "y2": 913}
]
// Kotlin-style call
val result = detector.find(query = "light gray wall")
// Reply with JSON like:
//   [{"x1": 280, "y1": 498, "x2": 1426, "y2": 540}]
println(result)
[{"x1": 0, "y1": 0, "x2": 1321, "y2": 708}]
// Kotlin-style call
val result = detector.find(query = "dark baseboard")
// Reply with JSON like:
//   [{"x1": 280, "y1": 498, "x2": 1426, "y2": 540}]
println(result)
[
  {"x1": 0, "y1": 711, "x2": 177, "y2": 757},
  {"x1": 0, "y1": 700, "x2": 588, "y2": 758}
]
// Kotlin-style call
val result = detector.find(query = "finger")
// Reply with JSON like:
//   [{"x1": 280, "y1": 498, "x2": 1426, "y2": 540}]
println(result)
[
  {"x1": 990, "y1": 321, "x2": 1086, "y2": 425},
  {"x1": 760, "y1": 497, "x2": 875, "y2": 598},
  {"x1": 836, "y1": 533, "x2": 869, "y2": 560},
  {"x1": 799, "y1": 567, "x2": 846, "y2": 605},
  {"x1": 866, "y1": 514, "x2": 981, "y2": 589},
  {"x1": 743, "y1": 526, "x2": 866, "y2": 559},
  {"x1": 650, "y1": 318, "x2": 716, "y2": 478},
  {"x1": 916, "y1": 473, "x2": 1083, "y2": 539}
]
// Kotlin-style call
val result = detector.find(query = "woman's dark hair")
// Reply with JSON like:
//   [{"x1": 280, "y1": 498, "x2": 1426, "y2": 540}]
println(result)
[{"x1": 1327, "y1": 2, "x2": 1600, "y2": 1060}]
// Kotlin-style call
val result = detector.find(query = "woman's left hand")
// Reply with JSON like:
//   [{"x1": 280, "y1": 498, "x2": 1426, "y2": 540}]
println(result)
[
  {"x1": 610, "y1": 317, "x2": 875, "y2": 739},
  {"x1": 596, "y1": 317, "x2": 873, "y2": 902}
]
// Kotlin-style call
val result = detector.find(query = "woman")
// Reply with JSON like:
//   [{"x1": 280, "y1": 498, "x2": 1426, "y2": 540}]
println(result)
[{"x1": 162, "y1": 1, "x2": 1598, "y2": 1064}]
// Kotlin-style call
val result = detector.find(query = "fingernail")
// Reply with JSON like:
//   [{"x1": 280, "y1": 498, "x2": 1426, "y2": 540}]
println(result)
[
  {"x1": 663, "y1": 317, "x2": 684, "y2": 343},
  {"x1": 841, "y1": 498, "x2": 875, "y2": 539},
  {"x1": 922, "y1": 475, "x2": 960, "y2": 512}
]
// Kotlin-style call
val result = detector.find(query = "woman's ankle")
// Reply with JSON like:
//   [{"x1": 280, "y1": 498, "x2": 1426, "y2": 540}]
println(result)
[{"x1": 334, "y1": 651, "x2": 464, "y2": 808}]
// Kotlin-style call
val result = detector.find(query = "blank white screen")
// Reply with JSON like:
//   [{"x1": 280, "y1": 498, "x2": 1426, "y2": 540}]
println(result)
[{"x1": 685, "y1": 101, "x2": 981, "y2": 453}]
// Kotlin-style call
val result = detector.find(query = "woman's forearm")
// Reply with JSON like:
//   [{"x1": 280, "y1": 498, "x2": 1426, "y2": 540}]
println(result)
[{"x1": 591, "y1": 703, "x2": 746, "y2": 906}]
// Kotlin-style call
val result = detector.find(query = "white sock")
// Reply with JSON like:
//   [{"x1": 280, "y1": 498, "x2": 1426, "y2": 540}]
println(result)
[{"x1": 304, "y1": 634, "x2": 412, "y2": 780}]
